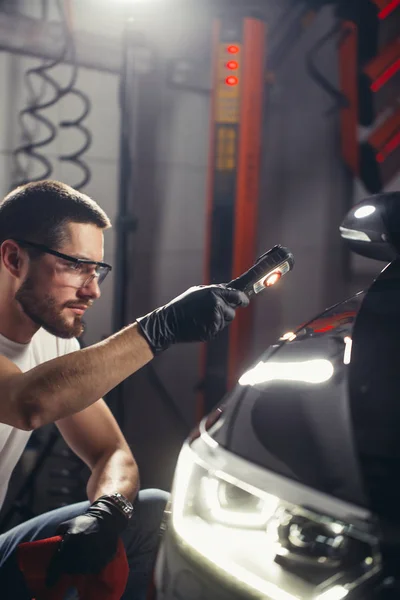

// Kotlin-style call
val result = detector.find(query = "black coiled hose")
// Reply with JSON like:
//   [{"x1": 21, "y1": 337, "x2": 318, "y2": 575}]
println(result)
[
  {"x1": 11, "y1": 0, "x2": 65, "y2": 186},
  {"x1": 57, "y1": 0, "x2": 92, "y2": 190},
  {"x1": 12, "y1": 64, "x2": 57, "y2": 185},
  {"x1": 58, "y1": 38, "x2": 93, "y2": 190},
  {"x1": 12, "y1": 0, "x2": 92, "y2": 191}
]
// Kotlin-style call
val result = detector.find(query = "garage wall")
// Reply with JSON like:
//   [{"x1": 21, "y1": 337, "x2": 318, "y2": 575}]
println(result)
[{"x1": 252, "y1": 6, "x2": 351, "y2": 355}]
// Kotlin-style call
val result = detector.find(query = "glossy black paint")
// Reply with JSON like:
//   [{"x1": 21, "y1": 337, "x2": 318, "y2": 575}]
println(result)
[
  {"x1": 212, "y1": 292, "x2": 367, "y2": 507},
  {"x1": 213, "y1": 261, "x2": 400, "y2": 530}
]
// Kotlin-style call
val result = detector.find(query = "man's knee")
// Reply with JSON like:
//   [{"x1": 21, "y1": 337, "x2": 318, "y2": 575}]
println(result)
[
  {"x1": 121, "y1": 488, "x2": 170, "y2": 558},
  {"x1": 137, "y1": 488, "x2": 170, "y2": 506},
  {"x1": 135, "y1": 488, "x2": 170, "y2": 527}
]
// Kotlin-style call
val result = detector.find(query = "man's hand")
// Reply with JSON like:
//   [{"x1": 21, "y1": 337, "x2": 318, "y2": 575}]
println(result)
[
  {"x1": 46, "y1": 497, "x2": 128, "y2": 586},
  {"x1": 136, "y1": 284, "x2": 250, "y2": 355}
]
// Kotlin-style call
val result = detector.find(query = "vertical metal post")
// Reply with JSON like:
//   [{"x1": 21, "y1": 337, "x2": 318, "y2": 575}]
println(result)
[{"x1": 112, "y1": 16, "x2": 142, "y2": 429}]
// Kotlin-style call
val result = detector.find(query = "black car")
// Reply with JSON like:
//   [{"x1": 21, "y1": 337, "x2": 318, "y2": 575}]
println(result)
[{"x1": 155, "y1": 192, "x2": 400, "y2": 600}]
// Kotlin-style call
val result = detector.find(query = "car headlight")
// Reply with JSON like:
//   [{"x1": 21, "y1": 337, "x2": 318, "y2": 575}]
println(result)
[
  {"x1": 170, "y1": 439, "x2": 381, "y2": 600},
  {"x1": 198, "y1": 474, "x2": 279, "y2": 529}
]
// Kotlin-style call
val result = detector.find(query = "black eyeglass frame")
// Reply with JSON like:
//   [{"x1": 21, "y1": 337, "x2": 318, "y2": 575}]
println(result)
[{"x1": 13, "y1": 238, "x2": 112, "y2": 286}]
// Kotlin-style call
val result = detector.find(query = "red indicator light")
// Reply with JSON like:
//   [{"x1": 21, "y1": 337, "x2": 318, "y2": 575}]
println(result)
[
  {"x1": 371, "y1": 58, "x2": 400, "y2": 92},
  {"x1": 376, "y1": 130, "x2": 400, "y2": 163},
  {"x1": 227, "y1": 45, "x2": 240, "y2": 54},
  {"x1": 226, "y1": 76, "x2": 239, "y2": 86},
  {"x1": 379, "y1": 0, "x2": 400, "y2": 19},
  {"x1": 226, "y1": 60, "x2": 239, "y2": 70},
  {"x1": 264, "y1": 272, "x2": 281, "y2": 287}
]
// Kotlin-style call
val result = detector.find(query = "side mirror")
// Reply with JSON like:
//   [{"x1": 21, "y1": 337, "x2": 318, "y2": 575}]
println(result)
[{"x1": 340, "y1": 192, "x2": 400, "y2": 262}]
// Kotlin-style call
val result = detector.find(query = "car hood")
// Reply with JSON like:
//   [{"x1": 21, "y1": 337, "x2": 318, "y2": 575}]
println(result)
[
  {"x1": 211, "y1": 290, "x2": 367, "y2": 508},
  {"x1": 210, "y1": 260, "x2": 400, "y2": 521}
]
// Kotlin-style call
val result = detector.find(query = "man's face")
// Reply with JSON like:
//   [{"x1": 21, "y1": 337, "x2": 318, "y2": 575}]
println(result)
[{"x1": 15, "y1": 223, "x2": 104, "y2": 339}]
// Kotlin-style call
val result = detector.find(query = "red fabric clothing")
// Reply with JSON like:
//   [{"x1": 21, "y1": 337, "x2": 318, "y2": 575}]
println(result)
[{"x1": 17, "y1": 535, "x2": 128, "y2": 600}]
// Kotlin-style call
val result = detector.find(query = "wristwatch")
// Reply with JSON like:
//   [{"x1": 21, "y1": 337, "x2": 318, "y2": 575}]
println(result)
[{"x1": 100, "y1": 492, "x2": 134, "y2": 520}]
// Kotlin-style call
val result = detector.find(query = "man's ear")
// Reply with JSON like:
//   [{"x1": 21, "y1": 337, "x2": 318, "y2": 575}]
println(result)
[{"x1": 1, "y1": 240, "x2": 27, "y2": 278}]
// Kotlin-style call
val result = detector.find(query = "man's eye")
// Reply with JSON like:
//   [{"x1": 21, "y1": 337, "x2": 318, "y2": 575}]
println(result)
[
  {"x1": 65, "y1": 262, "x2": 93, "y2": 276},
  {"x1": 78, "y1": 264, "x2": 94, "y2": 276}
]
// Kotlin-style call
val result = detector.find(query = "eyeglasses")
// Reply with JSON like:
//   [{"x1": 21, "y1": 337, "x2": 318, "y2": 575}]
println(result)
[{"x1": 14, "y1": 239, "x2": 112, "y2": 288}]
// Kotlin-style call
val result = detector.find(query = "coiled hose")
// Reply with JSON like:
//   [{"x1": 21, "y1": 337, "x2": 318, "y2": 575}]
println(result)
[
  {"x1": 58, "y1": 0, "x2": 92, "y2": 190},
  {"x1": 11, "y1": 0, "x2": 64, "y2": 186},
  {"x1": 59, "y1": 73, "x2": 92, "y2": 190},
  {"x1": 12, "y1": 0, "x2": 92, "y2": 190}
]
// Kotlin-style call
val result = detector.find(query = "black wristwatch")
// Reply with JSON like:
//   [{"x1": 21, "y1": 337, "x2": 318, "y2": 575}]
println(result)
[{"x1": 99, "y1": 492, "x2": 134, "y2": 520}]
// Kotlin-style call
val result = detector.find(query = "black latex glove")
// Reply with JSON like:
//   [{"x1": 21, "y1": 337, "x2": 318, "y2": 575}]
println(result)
[
  {"x1": 46, "y1": 498, "x2": 128, "y2": 587},
  {"x1": 136, "y1": 284, "x2": 250, "y2": 355}
]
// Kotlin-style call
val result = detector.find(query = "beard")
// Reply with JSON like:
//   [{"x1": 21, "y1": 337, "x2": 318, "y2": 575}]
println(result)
[{"x1": 15, "y1": 271, "x2": 85, "y2": 339}]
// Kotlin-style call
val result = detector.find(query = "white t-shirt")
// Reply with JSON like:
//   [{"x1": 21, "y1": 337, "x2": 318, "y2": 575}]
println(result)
[{"x1": 0, "y1": 329, "x2": 80, "y2": 510}]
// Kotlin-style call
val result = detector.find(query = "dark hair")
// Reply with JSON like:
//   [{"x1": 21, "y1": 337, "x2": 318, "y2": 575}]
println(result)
[{"x1": 0, "y1": 180, "x2": 111, "y2": 249}]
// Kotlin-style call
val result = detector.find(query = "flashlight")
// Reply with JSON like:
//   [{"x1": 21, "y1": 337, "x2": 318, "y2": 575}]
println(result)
[{"x1": 227, "y1": 245, "x2": 294, "y2": 298}]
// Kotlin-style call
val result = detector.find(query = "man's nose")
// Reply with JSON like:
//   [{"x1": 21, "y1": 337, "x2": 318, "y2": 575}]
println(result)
[{"x1": 78, "y1": 276, "x2": 101, "y2": 300}]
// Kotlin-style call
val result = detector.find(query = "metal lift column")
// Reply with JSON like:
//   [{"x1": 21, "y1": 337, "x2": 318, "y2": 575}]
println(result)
[{"x1": 198, "y1": 13, "x2": 267, "y2": 418}]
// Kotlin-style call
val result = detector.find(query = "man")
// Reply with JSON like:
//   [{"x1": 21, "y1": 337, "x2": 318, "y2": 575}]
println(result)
[{"x1": 0, "y1": 180, "x2": 249, "y2": 599}]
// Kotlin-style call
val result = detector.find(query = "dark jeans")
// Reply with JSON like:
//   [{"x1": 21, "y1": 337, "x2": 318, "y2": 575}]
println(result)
[{"x1": 0, "y1": 488, "x2": 169, "y2": 600}]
